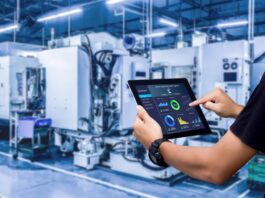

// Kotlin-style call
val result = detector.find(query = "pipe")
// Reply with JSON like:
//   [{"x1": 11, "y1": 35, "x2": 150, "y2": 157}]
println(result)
[
  {"x1": 17, "y1": 0, "x2": 20, "y2": 23},
  {"x1": 122, "y1": 8, "x2": 125, "y2": 37},
  {"x1": 13, "y1": 0, "x2": 20, "y2": 42},
  {"x1": 248, "y1": 0, "x2": 255, "y2": 93},
  {"x1": 147, "y1": 0, "x2": 153, "y2": 69}
]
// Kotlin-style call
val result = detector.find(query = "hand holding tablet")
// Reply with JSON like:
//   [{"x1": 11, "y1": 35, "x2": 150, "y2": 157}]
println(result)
[{"x1": 128, "y1": 79, "x2": 212, "y2": 139}]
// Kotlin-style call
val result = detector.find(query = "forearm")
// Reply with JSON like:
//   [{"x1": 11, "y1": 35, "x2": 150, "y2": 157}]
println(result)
[
  {"x1": 159, "y1": 131, "x2": 256, "y2": 184},
  {"x1": 159, "y1": 142, "x2": 220, "y2": 183}
]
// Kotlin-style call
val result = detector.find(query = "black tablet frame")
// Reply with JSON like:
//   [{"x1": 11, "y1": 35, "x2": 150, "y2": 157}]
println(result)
[{"x1": 128, "y1": 78, "x2": 212, "y2": 139}]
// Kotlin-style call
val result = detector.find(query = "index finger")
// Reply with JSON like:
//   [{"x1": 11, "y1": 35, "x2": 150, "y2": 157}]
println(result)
[{"x1": 189, "y1": 93, "x2": 215, "y2": 107}]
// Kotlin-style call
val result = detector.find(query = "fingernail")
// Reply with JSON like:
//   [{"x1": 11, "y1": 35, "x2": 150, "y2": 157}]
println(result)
[{"x1": 136, "y1": 105, "x2": 143, "y2": 112}]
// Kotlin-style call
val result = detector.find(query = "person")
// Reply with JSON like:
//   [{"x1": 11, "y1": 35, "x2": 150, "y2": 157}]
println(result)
[{"x1": 133, "y1": 74, "x2": 265, "y2": 185}]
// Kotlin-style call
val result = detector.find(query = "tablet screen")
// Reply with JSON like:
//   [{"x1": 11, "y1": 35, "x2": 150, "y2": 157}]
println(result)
[{"x1": 135, "y1": 83, "x2": 206, "y2": 135}]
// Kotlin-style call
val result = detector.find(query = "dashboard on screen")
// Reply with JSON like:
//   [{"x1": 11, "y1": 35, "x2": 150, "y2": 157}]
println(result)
[
  {"x1": 135, "y1": 83, "x2": 206, "y2": 135},
  {"x1": 128, "y1": 78, "x2": 213, "y2": 138}
]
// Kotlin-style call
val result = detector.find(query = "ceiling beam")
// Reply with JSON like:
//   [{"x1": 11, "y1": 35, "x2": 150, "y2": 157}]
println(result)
[{"x1": 181, "y1": 0, "x2": 209, "y2": 13}]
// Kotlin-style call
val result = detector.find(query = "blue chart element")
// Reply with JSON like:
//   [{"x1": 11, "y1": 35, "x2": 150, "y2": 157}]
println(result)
[
  {"x1": 139, "y1": 94, "x2": 152, "y2": 98},
  {"x1": 164, "y1": 115, "x2": 176, "y2": 127},
  {"x1": 158, "y1": 102, "x2": 168, "y2": 107}
]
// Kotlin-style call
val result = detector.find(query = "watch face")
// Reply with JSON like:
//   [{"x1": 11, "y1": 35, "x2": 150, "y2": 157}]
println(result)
[
  {"x1": 149, "y1": 151, "x2": 159, "y2": 164},
  {"x1": 150, "y1": 153, "x2": 158, "y2": 164}
]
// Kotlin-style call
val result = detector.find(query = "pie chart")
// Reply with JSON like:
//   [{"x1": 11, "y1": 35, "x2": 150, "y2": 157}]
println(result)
[
  {"x1": 170, "y1": 99, "x2": 180, "y2": 111},
  {"x1": 164, "y1": 115, "x2": 176, "y2": 127}
]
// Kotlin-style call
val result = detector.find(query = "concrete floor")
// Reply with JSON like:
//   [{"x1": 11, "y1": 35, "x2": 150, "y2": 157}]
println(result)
[
  {"x1": 0, "y1": 140, "x2": 264, "y2": 198},
  {"x1": 0, "y1": 155, "x2": 134, "y2": 198}
]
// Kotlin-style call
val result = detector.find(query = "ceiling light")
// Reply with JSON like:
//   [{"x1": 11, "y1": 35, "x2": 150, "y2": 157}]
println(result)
[
  {"x1": 0, "y1": 24, "x2": 18, "y2": 33},
  {"x1": 217, "y1": 20, "x2": 248, "y2": 28},
  {"x1": 146, "y1": 32, "x2": 166, "y2": 38},
  {"x1": 159, "y1": 18, "x2": 178, "y2": 27},
  {"x1": 106, "y1": 0, "x2": 126, "y2": 5},
  {"x1": 37, "y1": 8, "x2": 82, "y2": 22}
]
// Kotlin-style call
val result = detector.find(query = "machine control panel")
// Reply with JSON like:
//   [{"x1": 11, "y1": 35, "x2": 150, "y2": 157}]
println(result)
[{"x1": 222, "y1": 58, "x2": 243, "y2": 83}]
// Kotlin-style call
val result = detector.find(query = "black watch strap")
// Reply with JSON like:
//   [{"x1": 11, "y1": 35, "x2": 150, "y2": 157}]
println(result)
[{"x1": 148, "y1": 138, "x2": 169, "y2": 167}]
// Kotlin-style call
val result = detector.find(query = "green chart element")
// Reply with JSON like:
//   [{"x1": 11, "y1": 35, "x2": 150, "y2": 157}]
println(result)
[{"x1": 170, "y1": 99, "x2": 180, "y2": 111}]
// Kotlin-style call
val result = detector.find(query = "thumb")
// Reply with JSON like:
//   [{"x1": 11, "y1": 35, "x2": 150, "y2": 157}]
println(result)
[
  {"x1": 136, "y1": 105, "x2": 150, "y2": 122},
  {"x1": 203, "y1": 101, "x2": 219, "y2": 112}
]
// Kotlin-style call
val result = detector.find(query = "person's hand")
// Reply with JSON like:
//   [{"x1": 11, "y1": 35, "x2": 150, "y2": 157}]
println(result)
[
  {"x1": 133, "y1": 105, "x2": 163, "y2": 149},
  {"x1": 189, "y1": 88, "x2": 244, "y2": 118}
]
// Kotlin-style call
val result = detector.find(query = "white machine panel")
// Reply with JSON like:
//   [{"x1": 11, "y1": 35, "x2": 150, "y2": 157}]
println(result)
[
  {"x1": 0, "y1": 56, "x2": 40, "y2": 120},
  {"x1": 0, "y1": 42, "x2": 43, "y2": 57},
  {"x1": 199, "y1": 40, "x2": 250, "y2": 104},
  {"x1": 198, "y1": 41, "x2": 250, "y2": 130},
  {"x1": 0, "y1": 58, "x2": 9, "y2": 119},
  {"x1": 152, "y1": 47, "x2": 199, "y2": 66},
  {"x1": 38, "y1": 47, "x2": 90, "y2": 131},
  {"x1": 151, "y1": 47, "x2": 198, "y2": 95},
  {"x1": 114, "y1": 56, "x2": 149, "y2": 130}
]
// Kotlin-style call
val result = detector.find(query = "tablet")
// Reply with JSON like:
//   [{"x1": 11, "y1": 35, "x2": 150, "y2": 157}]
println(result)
[{"x1": 128, "y1": 79, "x2": 212, "y2": 139}]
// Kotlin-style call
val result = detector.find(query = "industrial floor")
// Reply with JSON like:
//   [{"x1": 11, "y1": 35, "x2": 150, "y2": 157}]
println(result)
[{"x1": 0, "y1": 140, "x2": 264, "y2": 198}]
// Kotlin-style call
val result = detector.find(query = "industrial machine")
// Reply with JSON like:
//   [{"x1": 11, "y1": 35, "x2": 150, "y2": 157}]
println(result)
[
  {"x1": 248, "y1": 154, "x2": 265, "y2": 191},
  {"x1": 152, "y1": 41, "x2": 251, "y2": 132},
  {"x1": 2, "y1": 35, "x2": 264, "y2": 185},
  {"x1": 0, "y1": 56, "x2": 44, "y2": 119},
  {"x1": 152, "y1": 47, "x2": 199, "y2": 96},
  {"x1": 151, "y1": 64, "x2": 197, "y2": 95},
  {"x1": 199, "y1": 41, "x2": 250, "y2": 131},
  {"x1": 36, "y1": 33, "x2": 182, "y2": 183},
  {"x1": 8, "y1": 34, "x2": 254, "y2": 183},
  {"x1": 150, "y1": 41, "x2": 256, "y2": 154},
  {"x1": 0, "y1": 56, "x2": 45, "y2": 144}
]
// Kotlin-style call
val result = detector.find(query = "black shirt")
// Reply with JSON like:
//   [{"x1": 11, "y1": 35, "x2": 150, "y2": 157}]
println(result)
[{"x1": 230, "y1": 73, "x2": 265, "y2": 153}]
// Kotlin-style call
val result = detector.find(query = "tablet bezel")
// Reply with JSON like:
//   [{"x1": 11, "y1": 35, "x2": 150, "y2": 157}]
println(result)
[{"x1": 128, "y1": 78, "x2": 212, "y2": 139}]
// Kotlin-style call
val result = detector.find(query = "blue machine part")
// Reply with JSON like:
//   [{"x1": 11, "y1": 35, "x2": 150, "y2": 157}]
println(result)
[
  {"x1": 19, "y1": 117, "x2": 52, "y2": 128},
  {"x1": 123, "y1": 34, "x2": 137, "y2": 50}
]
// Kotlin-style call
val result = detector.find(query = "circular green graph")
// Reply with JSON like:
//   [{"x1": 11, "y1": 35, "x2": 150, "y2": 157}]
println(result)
[{"x1": 170, "y1": 99, "x2": 180, "y2": 111}]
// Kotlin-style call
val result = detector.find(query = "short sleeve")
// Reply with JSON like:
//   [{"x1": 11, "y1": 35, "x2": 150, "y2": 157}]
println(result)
[{"x1": 230, "y1": 74, "x2": 265, "y2": 153}]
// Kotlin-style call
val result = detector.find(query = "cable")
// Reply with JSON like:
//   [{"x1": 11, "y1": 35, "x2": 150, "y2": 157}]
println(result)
[
  {"x1": 94, "y1": 50, "x2": 117, "y2": 78},
  {"x1": 111, "y1": 142, "x2": 124, "y2": 150},
  {"x1": 140, "y1": 158, "x2": 167, "y2": 171},
  {"x1": 81, "y1": 34, "x2": 101, "y2": 134},
  {"x1": 81, "y1": 34, "x2": 121, "y2": 137},
  {"x1": 122, "y1": 154, "x2": 140, "y2": 163}
]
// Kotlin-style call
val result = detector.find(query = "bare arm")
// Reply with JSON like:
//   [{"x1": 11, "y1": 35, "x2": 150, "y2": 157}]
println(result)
[
  {"x1": 159, "y1": 130, "x2": 256, "y2": 184},
  {"x1": 133, "y1": 87, "x2": 253, "y2": 185}
]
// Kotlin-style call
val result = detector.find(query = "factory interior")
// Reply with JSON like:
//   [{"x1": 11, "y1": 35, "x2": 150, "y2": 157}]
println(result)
[{"x1": 0, "y1": 0, "x2": 265, "y2": 197}]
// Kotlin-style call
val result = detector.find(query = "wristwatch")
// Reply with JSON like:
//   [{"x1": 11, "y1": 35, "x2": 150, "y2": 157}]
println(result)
[{"x1": 148, "y1": 138, "x2": 169, "y2": 167}]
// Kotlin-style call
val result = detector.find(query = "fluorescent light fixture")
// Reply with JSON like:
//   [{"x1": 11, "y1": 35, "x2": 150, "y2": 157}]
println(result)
[
  {"x1": 107, "y1": 0, "x2": 126, "y2": 5},
  {"x1": 217, "y1": 20, "x2": 248, "y2": 28},
  {"x1": 38, "y1": 8, "x2": 82, "y2": 22},
  {"x1": 0, "y1": 24, "x2": 18, "y2": 33},
  {"x1": 159, "y1": 18, "x2": 178, "y2": 27},
  {"x1": 146, "y1": 32, "x2": 166, "y2": 38}
]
